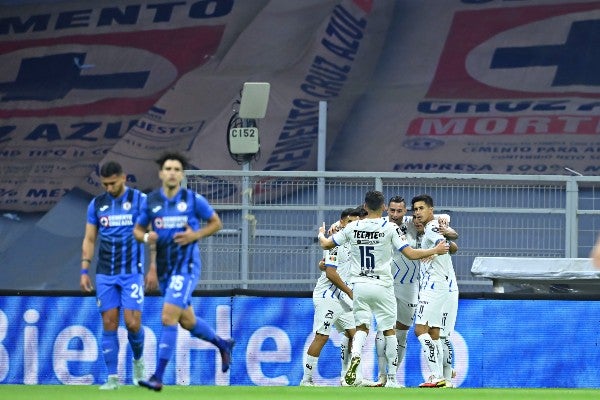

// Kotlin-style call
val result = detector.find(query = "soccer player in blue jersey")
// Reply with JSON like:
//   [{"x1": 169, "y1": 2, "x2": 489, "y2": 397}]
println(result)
[
  {"x1": 133, "y1": 151, "x2": 234, "y2": 392},
  {"x1": 80, "y1": 161, "x2": 147, "y2": 390}
]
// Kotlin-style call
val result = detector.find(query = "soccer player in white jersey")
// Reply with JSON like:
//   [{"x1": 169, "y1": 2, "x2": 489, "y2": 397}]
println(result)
[
  {"x1": 372, "y1": 195, "x2": 414, "y2": 387},
  {"x1": 318, "y1": 191, "x2": 449, "y2": 388},
  {"x1": 411, "y1": 194, "x2": 457, "y2": 388},
  {"x1": 301, "y1": 208, "x2": 359, "y2": 387},
  {"x1": 437, "y1": 218, "x2": 460, "y2": 388},
  {"x1": 414, "y1": 218, "x2": 460, "y2": 387},
  {"x1": 373, "y1": 196, "x2": 458, "y2": 387}
]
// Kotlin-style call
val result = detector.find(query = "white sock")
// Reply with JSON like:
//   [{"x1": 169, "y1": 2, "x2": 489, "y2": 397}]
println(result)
[
  {"x1": 384, "y1": 334, "x2": 399, "y2": 378},
  {"x1": 433, "y1": 338, "x2": 444, "y2": 378},
  {"x1": 340, "y1": 335, "x2": 350, "y2": 376},
  {"x1": 441, "y1": 336, "x2": 454, "y2": 380},
  {"x1": 352, "y1": 330, "x2": 367, "y2": 358},
  {"x1": 303, "y1": 354, "x2": 318, "y2": 381},
  {"x1": 417, "y1": 333, "x2": 439, "y2": 377},
  {"x1": 375, "y1": 330, "x2": 386, "y2": 379},
  {"x1": 396, "y1": 329, "x2": 408, "y2": 366}
]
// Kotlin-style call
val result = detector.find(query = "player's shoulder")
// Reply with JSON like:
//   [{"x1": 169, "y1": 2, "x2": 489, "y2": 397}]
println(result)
[
  {"x1": 425, "y1": 219, "x2": 442, "y2": 234},
  {"x1": 130, "y1": 187, "x2": 146, "y2": 197},
  {"x1": 384, "y1": 218, "x2": 400, "y2": 230},
  {"x1": 91, "y1": 192, "x2": 111, "y2": 209}
]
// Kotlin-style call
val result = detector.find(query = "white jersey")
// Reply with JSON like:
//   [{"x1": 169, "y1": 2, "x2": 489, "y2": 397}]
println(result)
[
  {"x1": 419, "y1": 219, "x2": 454, "y2": 289},
  {"x1": 332, "y1": 217, "x2": 409, "y2": 287},
  {"x1": 385, "y1": 215, "x2": 420, "y2": 288},
  {"x1": 312, "y1": 243, "x2": 351, "y2": 300}
]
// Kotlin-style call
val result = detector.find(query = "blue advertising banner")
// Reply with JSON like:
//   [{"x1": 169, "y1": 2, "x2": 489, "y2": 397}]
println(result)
[{"x1": 0, "y1": 295, "x2": 598, "y2": 388}]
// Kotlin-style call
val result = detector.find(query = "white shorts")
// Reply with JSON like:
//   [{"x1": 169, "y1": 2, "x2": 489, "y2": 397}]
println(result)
[
  {"x1": 441, "y1": 288, "x2": 459, "y2": 336},
  {"x1": 415, "y1": 281, "x2": 449, "y2": 329},
  {"x1": 394, "y1": 282, "x2": 419, "y2": 327},
  {"x1": 312, "y1": 295, "x2": 354, "y2": 335},
  {"x1": 352, "y1": 282, "x2": 396, "y2": 331}
]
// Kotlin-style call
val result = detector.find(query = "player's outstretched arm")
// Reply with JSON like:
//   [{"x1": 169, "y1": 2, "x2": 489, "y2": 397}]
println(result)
[{"x1": 401, "y1": 240, "x2": 449, "y2": 260}]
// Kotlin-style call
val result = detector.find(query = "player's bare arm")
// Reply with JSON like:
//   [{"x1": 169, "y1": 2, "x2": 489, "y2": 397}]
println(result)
[
  {"x1": 325, "y1": 266, "x2": 353, "y2": 299},
  {"x1": 401, "y1": 239, "x2": 449, "y2": 260},
  {"x1": 145, "y1": 243, "x2": 159, "y2": 292},
  {"x1": 439, "y1": 225, "x2": 459, "y2": 240},
  {"x1": 449, "y1": 241, "x2": 458, "y2": 254},
  {"x1": 80, "y1": 223, "x2": 98, "y2": 292},
  {"x1": 133, "y1": 224, "x2": 158, "y2": 244}
]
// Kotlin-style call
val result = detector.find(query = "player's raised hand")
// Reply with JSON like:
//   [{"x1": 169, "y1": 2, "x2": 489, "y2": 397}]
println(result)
[
  {"x1": 319, "y1": 222, "x2": 326, "y2": 236},
  {"x1": 327, "y1": 221, "x2": 341, "y2": 235}
]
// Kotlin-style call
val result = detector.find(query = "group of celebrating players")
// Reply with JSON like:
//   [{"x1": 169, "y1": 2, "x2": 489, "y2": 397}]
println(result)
[{"x1": 302, "y1": 191, "x2": 459, "y2": 388}]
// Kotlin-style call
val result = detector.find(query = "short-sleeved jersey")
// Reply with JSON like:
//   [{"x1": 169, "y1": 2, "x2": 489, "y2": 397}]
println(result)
[
  {"x1": 332, "y1": 217, "x2": 409, "y2": 287},
  {"x1": 87, "y1": 187, "x2": 145, "y2": 276},
  {"x1": 386, "y1": 216, "x2": 419, "y2": 287},
  {"x1": 419, "y1": 219, "x2": 454, "y2": 288},
  {"x1": 313, "y1": 243, "x2": 352, "y2": 299},
  {"x1": 136, "y1": 187, "x2": 215, "y2": 280}
]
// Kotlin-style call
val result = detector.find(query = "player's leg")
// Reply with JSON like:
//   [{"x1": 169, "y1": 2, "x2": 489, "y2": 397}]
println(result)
[
  {"x1": 96, "y1": 274, "x2": 121, "y2": 390},
  {"x1": 374, "y1": 330, "x2": 386, "y2": 383},
  {"x1": 388, "y1": 279, "x2": 418, "y2": 386},
  {"x1": 441, "y1": 289, "x2": 459, "y2": 387},
  {"x1": 121, "y1": 274, "x2": 145, "y2": 385},
  {"x1": 345, "y1": 283, "x2": 371, "y2": 386},
  {"x1": 138, "y1": 275, "x2": 187, "y2": 391},
  {"x1": 414, "y1": 285, "x2": 447, "y2": 388},
  {"x1": 339, "y1": 330, "x2": 353, "y2": 383},
  {"x1": 301, "y1": 333, "x2": 329, "y2": 386},
  {"x1": 371, "y1": 285, "x2": 400, "y2": 387},
  {"x1": 334, "y1": 303, "x2": 355, "y2": 386}
]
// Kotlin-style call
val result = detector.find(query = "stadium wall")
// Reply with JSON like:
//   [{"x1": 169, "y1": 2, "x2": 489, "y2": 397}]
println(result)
[{"x1": 0, "y1": 291, "x2": 598, "y2": 388}]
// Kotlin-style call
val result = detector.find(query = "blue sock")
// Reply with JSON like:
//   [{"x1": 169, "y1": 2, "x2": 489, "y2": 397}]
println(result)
[
  {"x1": 190, "y1": 318, "x2": 221, "y2": 347},
  {"x1": 155, "y1": 324, "x2": 177, "y2": 380},
  {"x1": 128, "y1": 327, "x2": 145, "y2": 361},
  {"x1": 102, "y1": 330, "x2": 119, "y2": 375}
]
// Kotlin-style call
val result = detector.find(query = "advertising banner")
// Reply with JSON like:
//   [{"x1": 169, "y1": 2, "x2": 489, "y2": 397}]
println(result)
[{"x1": 0, "y1": 295, "x2": 599, "y2": 388}]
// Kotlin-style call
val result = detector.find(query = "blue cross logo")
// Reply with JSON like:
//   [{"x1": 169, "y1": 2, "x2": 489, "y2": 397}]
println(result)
[
  {"x1": 0, "y1": 52, "x2": 150, "y2": 102},
  {"x1": 491, "y1": 20, "x2": 599, "y2": 86}
]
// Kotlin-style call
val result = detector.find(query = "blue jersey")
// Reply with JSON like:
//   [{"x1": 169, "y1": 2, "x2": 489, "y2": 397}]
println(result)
[
  {"x1": 136, "y1": 187, "x2": 215, "y2": 280},
  {"x1": 87, "y1": 187, "x2": 146, "y2": 276}
]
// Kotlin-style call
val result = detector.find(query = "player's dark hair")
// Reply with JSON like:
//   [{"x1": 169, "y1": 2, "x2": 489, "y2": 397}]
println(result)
[
  {"x1": 411, "y1": 194, "x2": 434, "y2": 208},
  {"x1": 156, "y1": 151, "x2": 188, "y2": 169},
  {"x1": 99, "y1": 161, "x2": 123, "y2": 178},
  {"x1": 341, "y1": 207, "x2": 357, "y2": 219},
  {"x1": 364, "y1": 190, "x2": 384, "y2": 212},
  {"x1": 349, "y1": 207, "x2": 363, "y2": 217},
  {"x1": 388, "y1": 195, "x2": 405, "y2": 205}
]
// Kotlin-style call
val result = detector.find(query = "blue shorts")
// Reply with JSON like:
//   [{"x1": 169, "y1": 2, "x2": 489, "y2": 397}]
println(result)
[
  {"x1": 96, "y1": 273, "x2": 145, "y2": 313},
  {"x1": 159, "y1": 272, "x2": 199, "y2": 309}
]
